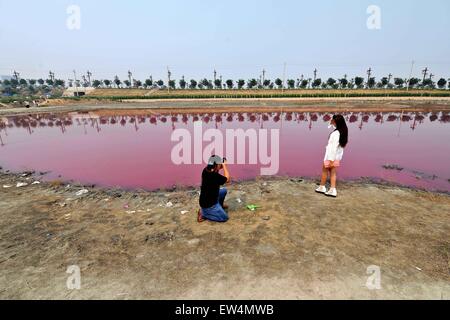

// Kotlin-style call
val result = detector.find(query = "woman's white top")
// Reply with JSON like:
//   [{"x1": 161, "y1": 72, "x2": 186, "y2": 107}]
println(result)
[{"x1": 324, "y1": 130, "x2": 344, "y2": 161}]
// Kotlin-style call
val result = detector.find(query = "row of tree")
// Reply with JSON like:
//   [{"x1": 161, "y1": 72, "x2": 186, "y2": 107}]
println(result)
[
  {"x1": 0, "y1": 78, "x2": 67, "y2": 97},
  {"x1": 80, "y1": 76, "x2": 450, "y2": 90},
  {"x1": 1, "y1": 75, "x2": 450, "y2": 93},
  {"x1": 0, "y1": 78, "x2": 65, "y2": 87}
]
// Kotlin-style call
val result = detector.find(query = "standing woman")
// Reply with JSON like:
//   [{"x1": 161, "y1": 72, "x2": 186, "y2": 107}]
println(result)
[{"x1": 315, "y1": 114, "x2": 348, "y2": 198}]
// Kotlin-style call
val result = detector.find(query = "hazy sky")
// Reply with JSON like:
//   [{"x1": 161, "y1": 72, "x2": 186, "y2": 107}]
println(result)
[{"x1": 1, "y1": 0, "x2": 449, "y2": 82}]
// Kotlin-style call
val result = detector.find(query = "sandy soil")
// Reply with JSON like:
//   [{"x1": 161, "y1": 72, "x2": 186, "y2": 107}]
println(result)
[{"x1": 0, "y1": 171, "x2": 449, "y2": 300}]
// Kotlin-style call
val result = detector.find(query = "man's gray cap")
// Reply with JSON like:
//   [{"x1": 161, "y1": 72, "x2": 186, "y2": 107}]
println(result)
[{"x1": 208, "y1": 155, "x2": 223, "y2": 166}]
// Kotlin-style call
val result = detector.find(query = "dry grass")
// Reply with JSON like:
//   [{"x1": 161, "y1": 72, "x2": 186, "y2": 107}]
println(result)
[{"x1": 88, "y1": 88, "x2": 443, "y2": 98}]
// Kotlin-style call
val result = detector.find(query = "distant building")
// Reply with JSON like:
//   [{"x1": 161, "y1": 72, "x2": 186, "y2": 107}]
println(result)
[{"x1": 63, "y1": 87, "x2": 96, "y2": 97}]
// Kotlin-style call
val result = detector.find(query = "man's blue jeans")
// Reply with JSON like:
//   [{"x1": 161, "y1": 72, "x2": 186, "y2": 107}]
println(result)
[{"x1": 201, "y1": 188, "x2": 228, "y2": 222}]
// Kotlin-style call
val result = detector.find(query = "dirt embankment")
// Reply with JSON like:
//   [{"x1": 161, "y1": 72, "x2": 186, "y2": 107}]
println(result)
[
  {"x1": 0, "y1": 171, "x2": 449, "y2": 299},
  {"x1": 1, "y1": 98, "x2": 450, "y2": 117}
]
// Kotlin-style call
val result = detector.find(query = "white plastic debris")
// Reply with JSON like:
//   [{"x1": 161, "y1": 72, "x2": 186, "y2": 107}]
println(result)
[
  {"x1": 181, "y1": 210, "x2": 189, "y2": 215},
  {"x1": 75, "y1": 189, "x2": 89, "y2": 196},
  {"x1": 165, "y1": 202, "x2": 173, "y2": 208},
  {"x1": 414, "y1": 266, "x2": 422, "y2": 271},
  {"x1": 236, "y1": 198, "x2": 242, "y2": 204},
  {"x1": 16, "y1": 182, "x2": 28, "y2": 188},
  {"x1": 3, "y1": 185, "x2": 12, "y2": 188},
  {"x1": 126, "y1": 210, "x2": 136, "y2": 214},
  {"x1": 32, "y1": 181, "x2": 41, "y2": 185}
]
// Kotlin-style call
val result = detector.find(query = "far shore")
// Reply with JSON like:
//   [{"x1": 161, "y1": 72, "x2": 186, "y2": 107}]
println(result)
[{"x1": 1, "y1": 97, "x2": 450, "y2": 116}]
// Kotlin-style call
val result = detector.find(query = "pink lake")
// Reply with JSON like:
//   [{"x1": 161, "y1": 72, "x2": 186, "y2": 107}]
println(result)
[{"x1": 0, "y1": 110, "x2": 449, "y2": 192}]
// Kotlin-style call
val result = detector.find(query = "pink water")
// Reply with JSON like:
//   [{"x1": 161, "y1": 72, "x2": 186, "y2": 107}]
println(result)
[{"x1": 1, "y1": 111, "x2": 449, "y2": 192}]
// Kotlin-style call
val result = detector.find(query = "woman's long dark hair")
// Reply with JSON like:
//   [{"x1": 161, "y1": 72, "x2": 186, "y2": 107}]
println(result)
[{"x1": 333, "y1": 115, "x2": 348, "y2": 148}]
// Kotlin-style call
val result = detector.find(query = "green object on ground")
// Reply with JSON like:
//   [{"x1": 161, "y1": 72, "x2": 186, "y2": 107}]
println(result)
[{"x1": 246, "y1": 204, "x2": 260, "y2": 211}]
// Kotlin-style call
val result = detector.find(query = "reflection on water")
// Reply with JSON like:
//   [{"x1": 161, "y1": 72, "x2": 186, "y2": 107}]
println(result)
[
  {"x1": 2, "y1": 111, "x2": 450, "y2": 136},
  {"x1": 1, "y1": 111, "x2": 449, "y2": 191}
]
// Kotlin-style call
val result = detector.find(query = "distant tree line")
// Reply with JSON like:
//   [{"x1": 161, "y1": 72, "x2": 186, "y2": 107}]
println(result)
[
  {"x1": 0, "y1": 77, "x2": 66, "y2": 97},
  {"x1": 65, "y1": 73, "x2": 450, "y2": 90},
  {"x1": 2, "y1": 70, "x2": 450, "y2": 97}
]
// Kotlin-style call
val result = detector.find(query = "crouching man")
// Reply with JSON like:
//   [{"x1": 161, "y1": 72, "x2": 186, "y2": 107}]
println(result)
[{"x1": 198, "y1": 155, "x2": 231, "y2": 223}]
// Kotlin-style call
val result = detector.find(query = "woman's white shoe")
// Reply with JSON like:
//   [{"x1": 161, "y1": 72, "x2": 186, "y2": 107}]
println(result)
[
  {"x1": 325, "y1": 188, "x2": 337, "y2": 198},
  {"x1": 315, "y1": 186, "x2": 327, "y2": 194}
]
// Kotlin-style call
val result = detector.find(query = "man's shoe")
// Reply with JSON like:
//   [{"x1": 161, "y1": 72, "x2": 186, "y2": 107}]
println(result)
[
  {"x1": 315, "y1": 186, "x2": 327, "y2": 194},
  {"x1": 222, "y1": 204, "x2": 229, "y2": 210},
  {"x1": 325, "y1": 188, "x2": 337, "y2": 198},
  {"x1": 197, "y1": 209, "x2": 205, "y2": 223}
]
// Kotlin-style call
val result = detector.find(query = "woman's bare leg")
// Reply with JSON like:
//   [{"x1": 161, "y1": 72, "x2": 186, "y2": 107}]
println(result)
[
  {"x1": 330, "y1": 167, "x2": 337, "y2": 189},
  {"x1": 320, "y1": 164, "x2": 328, "y2": 186}
]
